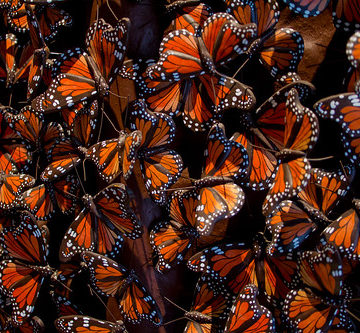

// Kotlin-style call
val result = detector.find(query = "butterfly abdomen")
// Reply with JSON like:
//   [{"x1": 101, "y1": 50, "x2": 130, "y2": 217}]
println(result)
[
  {"x1": 275, "y1": 148, "x2": 306, "y2": 161},
  {"x1": 185, "y1": 310, "x2": 212, "y2": 324}
]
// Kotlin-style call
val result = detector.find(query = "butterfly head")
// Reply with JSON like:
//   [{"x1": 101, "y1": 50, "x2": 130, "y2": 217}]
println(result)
[{"x1": 353, "y1": 198, "x2": 360, "y2": 211}]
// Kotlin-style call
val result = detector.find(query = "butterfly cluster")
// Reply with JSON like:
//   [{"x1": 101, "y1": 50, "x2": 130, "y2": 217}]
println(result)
[{"x1": 0, "y1": 0, "x2": 358, "y2": 332}]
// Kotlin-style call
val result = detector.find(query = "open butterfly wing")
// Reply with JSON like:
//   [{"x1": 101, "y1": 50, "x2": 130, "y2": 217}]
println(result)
[
  {"x1": 224, "y1": 284, "x2": 275, "y2": 333},
  {"x1": 94, "y1": 183, "x2": 142, "y2": 240},
  {"x1": 150, "y1": 190, "x2": 199, "y2": 272},
  {"x1": 188, "y1": 243, "x2": 257, "y2": 294},
  {"x1": 260, "y1": 28, "x2": 304, "y2": 77}
]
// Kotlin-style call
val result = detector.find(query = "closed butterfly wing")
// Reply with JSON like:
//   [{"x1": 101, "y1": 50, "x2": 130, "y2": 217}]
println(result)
[
  {"x1": 224, "y1": 284, "x2": 275, "y2": 333},
  {"x1": 55, "y1": 315, "x2": 127, "y2": 333},
  {"x1": 86, "y1": 18, "x2": 129, "y2": 84},
  {"x1": 225, "y1": 0, "x2": 279, "y2": 37},
  {"x1": 282, "y1": 0, "x2": 330, "y2": 17},
  {"x1": 333, "y1": 0, "x2": 360, "y2": 31},
  {"x1": 0, "y1": 216, "x2": 51, "y2": 325},
  {"x1": 322, "y1": 199, "x2": 360, "y2": 261},
  {"x1": 170, "y1": 3, "x2": 213, "y2": 34}
]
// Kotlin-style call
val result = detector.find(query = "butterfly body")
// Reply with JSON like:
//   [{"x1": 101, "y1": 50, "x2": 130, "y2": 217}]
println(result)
[
  {"x1": 84, "y1": 53, "x2": 109, "y2": 98},
  {"x1": 184, "y1": 310, "x2": 212, "y2": 324}
]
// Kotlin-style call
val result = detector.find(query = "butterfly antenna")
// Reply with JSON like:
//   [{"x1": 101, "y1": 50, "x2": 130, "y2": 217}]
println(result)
[
  {"x1": 162, "y1": 317, "x2": 186, "y2": 326},
  {"x1": 97, "y1": 101, "x2": 105, "y2": 142},
  {"x1": 232, "y1": 58, "x2": 249, "y2": 79},
  {"x1": 83, "y1": 159, "x2": 87, "y2": 182},
  {"x1": 164, "y1": 296, "x2": 187, "y2": 312},
  {"x1": 8, "y1": 91, "x2": 13, "y2": 108},
  {"x1": 307, "y1": 156, "x2": 334, "y2": 162},
  {"x1": 346, "y1": 308, "x2": 360, "y2": 323},
  {"x1": 123, "y1": 96, "x2": 130, "y2": 129},
  {"x1": 106, "y1": 0, "x2": 119, "y2": 21},
  {"x1": 69, "y1": 153, "x2": 86, "y2": 196},
  {"x1": 87, "y1": 284, "x2": 119, "y2": 323},
  {"x1": 247, "y1": 141, "x2": 277, "y2": 154},
  {"x1": 103, "y1": 108, "x2": 121, "y2": 134}
]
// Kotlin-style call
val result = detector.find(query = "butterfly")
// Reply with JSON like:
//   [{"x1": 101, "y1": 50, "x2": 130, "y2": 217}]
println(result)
[
  {"x1": 0, "y1": 214, "x2": 54, "y2": 326},
  {"x1": 143, "y1": 13, "x2": 257, "y2": 131},
  {"x1": 33, "y1": 17, "x2": 129, "y2": 112},
  {"x1": 5, "y1": 2, "x2": 72, "y2": 40},
  {"x1": 314, "y1": 90, "x2": 360, "y2": 164},
  {"x1": 262, "y1": 88, "x2": 319, "y2": 217},
  {"x1": 0, "y1": 108, "x2": 32, "y2": 172},
  {"x1": 3, "y1": 105, "x2": 63, "y2": 154},
  {"x1": 168, "y1": 2, "x2": 213, "y2": 34},
  {"x1": 0, "y1": 33, "x2": 33, "y2": 89},
  {"x1": 59, "y1": 183, "x2": 142, "y2": 262},
  {"x1": 181, "y1": 276, "x2": 234, "y2": 333},
  {"x1": 188, "y1": 122, "x2": 249, "y2": 236},
  {"x1": 233, "y1": 82, "x2": 314, "y2": 191},
  {"x1": 55, "y1": 315, "x2": 128, "y2": 333},
  {"x1": 86, "y1": 129, "x2": 142, "y2": 183},
  {"x1": 150, "y1": 189, "x2": 224, "y2": 273},
  {"x1": 0, "y1": 153, "x2": 35, "y2": 210},
  {"x1": 40, "y1": 103, "x2": 98, "y2": 182},
  {"x1": 224, "y1": 284, "x2": 275, "y2": 333},
  {"x1": 128, "y1": 100, "x2": 184, "y2": 204},
  {"x1": 321, "y1": 199, "x2": 360, "y2": 262},
  {"x1": 266, "y1": 167, "x2": 353, "y2": 255},
  {"x1": 283, "y1": 246, "x2": 355, "y2": 332},
  {"x1": 224, "y1": 0, "x2": 304, "y2": 76},
  {"x1": 20, "y1": 174, "x2": 79, "y2": 221},
  {"x1": 81, "y1": 251, "x2": 162, "y2": 326},
  {"x1": 188, "y1": 234, "x2": 299, "y2": 305}
]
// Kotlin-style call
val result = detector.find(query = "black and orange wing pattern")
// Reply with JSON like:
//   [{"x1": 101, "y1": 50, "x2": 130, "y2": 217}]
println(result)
[
  {"x1": 224, "y1": 284, "x2": 275, "y2": 333},
  {"x1": 81, "y1": 251, "x2": 162, "y2": 326}
]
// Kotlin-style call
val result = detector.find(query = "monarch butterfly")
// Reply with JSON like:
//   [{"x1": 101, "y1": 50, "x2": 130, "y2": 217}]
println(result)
[
  {"x1": 0, "y1": 215, "x2": 53, "y2": 326},
  {"x1": 0, "y1": 33, "x2": 33, "y2": 89},
  {"x1": 33, "y1": 17, "x2": 129, "y2": 112},
  {"x1": 332, "y1": 0, "x2": 360, "y2": 31},
  {"x1": 188, "y1": 234, "x2": 298, "y2": 305},
  {"x1": 0, "y1": 153, "x2": 35, "y2": 210},
  {"x1": 224, "y1": 284, "x2": 275, "y2": 333},
  {"x1": 40, "y1": 103, "x2": 97, "y2": 182},
  {"x1": 51, "y1": 293, "x2": 82, "y2": 317},
  {"x1": 224, "y1": 0, "x2": 304, "y2": 76},
  {"x1": 181, "y1": 276, "x2": 234, "y2": 333},
  {"x1": 128, "y1": 100, "x2": 184, "y2": 204},
  {"x1": 168, "y1": 3, "x2": 213, "y2": 34},
  {"x1": 232, "y1": 82, "x2": 314, "y2": 191},
  {"x1": 321, "y1": 199, "x2": 360, "y2": 261},
  {"x1": 0, "y1": 312, "x2": 45, "y2": 333},
  {"x1": 20, "y1": 174, "x2": 79, "y2": 221},
  {"x1": 184, "y1": 122, "x2": 248, "y2": 236},
  {"x1": 81, "y1": 251, "x2": 162, "y2": 326},
  {"x1": 86, "y1": 130, "x2": 142, "y2": 183},
  {"x1": 266, "y1": 166, "x2": 353, "y2": 255},
  {"x1": 143, "y1": 13, "x2": 257, "y2": 131},
  {"x1": 0, "y1": 109, "x2": 32, "y2": 172},
  {"x1": 283, "y1": 246, "x2": 355, "y2": 332},
  {"x1": 262, "y1": 89, "x2": 319, "y2": 217},
  {"x1": 55, "y1": 315, "x2": 127, "y2": 333},
  {"x1": 314, "y1": 91, "x2": 360, "y2": 163},
  {"x1": 150, "y1": 189, "x2": 224, "y2": 273},
  {"x1": 3, "y1": 105, "x2": 63, "y2": 154},
  {"x1": 5, "y1": 2, "x2": 72, "y2": 40},
  {"x1": 59, "y1": 183, "x2": 142, "y2": 262}
]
